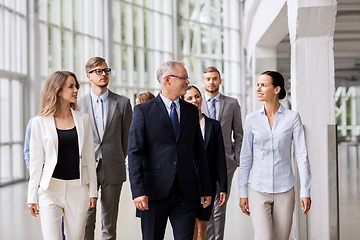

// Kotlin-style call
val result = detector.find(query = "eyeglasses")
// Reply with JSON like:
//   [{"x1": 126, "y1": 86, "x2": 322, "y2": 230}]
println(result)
[
  {"x1": 89, "y1": 68, "x2": 111, "y2": 75},
  {"x1": 167, "y1": 75, "x2": 190, "y2": 81}
]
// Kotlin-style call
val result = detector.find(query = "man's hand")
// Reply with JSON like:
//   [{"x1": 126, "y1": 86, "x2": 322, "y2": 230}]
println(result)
[
  {"x1": 239, "y1": 198, "x2": 250, "y2": 216},
  {"x1": 218, "y1": 192, "x2": 227, "y2": 207},
  {"x1": 28, "y1": 203, "x2": 39, "y2": 217},
  {"x1": 89, "y1": 197, "x2": 98, "y2": 208},
  {"x1": 300, "y1": 197, "x2": 311, "y2": 215},
  {"x1": 201, "y1": 196, "x2": 212, "y2": 208},
  {"x1": 134, "y1": 195, "x2": 149, "y2": 211}
]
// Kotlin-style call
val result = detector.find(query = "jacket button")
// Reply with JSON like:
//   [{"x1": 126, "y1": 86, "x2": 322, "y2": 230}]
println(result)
[{"x1": 173, "y1": 162, "x2": 177, "y2": 165}]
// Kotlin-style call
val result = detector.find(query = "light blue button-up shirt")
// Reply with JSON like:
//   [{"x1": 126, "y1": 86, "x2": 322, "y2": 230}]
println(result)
[
  {"x1": 238, "y1": 104, "x2": 311, "y2": 198},
  {"x1": 90, "y1": 89, "x2": 109, "y2": 131},
  {"x1": 160, "y1": 93, "x2": 180, "y2": 122}
]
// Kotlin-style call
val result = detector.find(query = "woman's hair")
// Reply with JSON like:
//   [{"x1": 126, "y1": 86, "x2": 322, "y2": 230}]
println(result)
[
  {"x1": 39, "y1": 71, "x2": 80, "y2": 116},
  {"x1": 180, "y1": 85, "x2": 201, "y2": 99},
  {"x1": 136, "y1": 92, "x2": 156, "y2": 104},
  {"x1": 261, "y1": 70, "x2": 286, "y2": 100}
]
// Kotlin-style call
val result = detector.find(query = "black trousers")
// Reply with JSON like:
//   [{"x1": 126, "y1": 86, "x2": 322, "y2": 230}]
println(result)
[{"x1": 140, "y1": 176, "x2": 197, "y2": 240}]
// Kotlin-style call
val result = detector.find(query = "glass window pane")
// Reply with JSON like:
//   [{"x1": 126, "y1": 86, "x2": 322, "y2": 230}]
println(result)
[
  {"x1": 0, "y1": 146, "x2": 11, "y2": 184},
  {"x1": 0, "y1": 78, "x2": 10, "y2": 143},
  {"x1": 12, "y1": 144, "x2": 24, "y2": 180},
  {"x1": 11, "y1": 80, "x2": 22, "y2": 142}
]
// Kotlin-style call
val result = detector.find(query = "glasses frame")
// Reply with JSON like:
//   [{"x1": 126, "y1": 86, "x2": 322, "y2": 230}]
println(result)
[
  {"x1": 167, "y1": 75, "x2": 190, "y2": 81},
  {"x1": 89, "y1": 68, "x2": 112, "y2": 75}
]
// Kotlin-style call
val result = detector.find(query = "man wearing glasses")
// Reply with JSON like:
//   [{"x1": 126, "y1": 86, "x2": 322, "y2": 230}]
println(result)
[
  {"x1": 78, "y1": 57, "x2": 133, "y2": 240},
  {"x1": 128, "y1": 60, "x2": 212, "y2": 240}
]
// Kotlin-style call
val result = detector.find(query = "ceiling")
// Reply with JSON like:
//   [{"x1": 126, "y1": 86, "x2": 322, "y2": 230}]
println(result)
[{"x1": 276, "y1": 0, "x2": 360, "y2": 88}]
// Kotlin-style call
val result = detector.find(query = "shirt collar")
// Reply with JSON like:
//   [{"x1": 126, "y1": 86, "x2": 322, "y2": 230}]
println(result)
[
  {"x1": 91, "y1": 89, "x2": 109, "y2": 103},
  {"x1": 260, "y1": 103, "x2": 285, "y2": 115},
  {"x1": 160, "y1": 92, "x2": 180, "y2": 109},
  {"x1": 205, "y1": 92, "x2": 220, "y2": 102}
]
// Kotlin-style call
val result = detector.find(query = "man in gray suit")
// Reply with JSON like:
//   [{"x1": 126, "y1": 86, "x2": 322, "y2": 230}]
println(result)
[
  {"x1": 201, "y1": 66, "x2": 243, "y2": 240},
  {"x1": 78, "y1": 57, "x2": 133, "y2": 240}
]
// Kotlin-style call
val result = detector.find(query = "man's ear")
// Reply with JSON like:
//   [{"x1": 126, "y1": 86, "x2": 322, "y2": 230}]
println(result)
[
  {"x1": 86, "y1": 73, "x2": 91, "y2": 80},
  {"x1": 219, "y1": 78, "x2": 222, "y2": 85}
]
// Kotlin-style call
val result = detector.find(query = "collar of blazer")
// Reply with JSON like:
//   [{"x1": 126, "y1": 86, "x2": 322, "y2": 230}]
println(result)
[
  {"x1": 83, "y1": 90, "x2": 118, "y2": 142},
  {"x1": 154, "y1": 94, "x2": 188, "y2": 141},
  {"x1": 45, "y1": 108, "x2": 85, "y2": 155},
  {"x1": 203, "y1": 115, "x2": 212, "y2": 148},
  {"x1": 201, "y1": 93, "x2": 225, "y2": 122}
]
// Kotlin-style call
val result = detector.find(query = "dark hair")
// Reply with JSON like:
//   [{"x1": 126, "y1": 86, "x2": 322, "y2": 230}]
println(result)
[
  {"x1": 261, "y1": 71, "x2": 286, "y2": 100},
  {"x1": 180, "y1": 85, "x2": 201, "y2": 99}
]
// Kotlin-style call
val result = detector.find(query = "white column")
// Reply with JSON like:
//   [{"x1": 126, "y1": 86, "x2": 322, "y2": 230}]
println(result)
[{"x1": 287, "y1": 1, "x2": 338, "y2": 239}]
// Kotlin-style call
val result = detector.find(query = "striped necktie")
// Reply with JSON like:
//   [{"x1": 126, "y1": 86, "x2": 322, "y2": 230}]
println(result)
[{"x1": 209, "y1": 98, "x2": 216, "y2": 120}]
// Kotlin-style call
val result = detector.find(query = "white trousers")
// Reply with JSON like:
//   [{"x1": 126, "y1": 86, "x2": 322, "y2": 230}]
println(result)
[
  {"x1": 38, "y1": 178, "x2": 90, "y2": 240},
  {"x1": 248, "y1": 185, "x2": 295, "y2": 240}
]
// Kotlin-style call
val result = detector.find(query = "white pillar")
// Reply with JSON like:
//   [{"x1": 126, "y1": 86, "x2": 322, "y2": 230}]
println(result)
[{"x1": 287, "y1": 1, "x2": 338, "y2": 239}]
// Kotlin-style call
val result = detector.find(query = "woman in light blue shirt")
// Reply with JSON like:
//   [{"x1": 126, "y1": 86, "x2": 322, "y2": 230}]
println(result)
[{"x1": 238, "y1": 71, "x2": 311, "y2": 240}]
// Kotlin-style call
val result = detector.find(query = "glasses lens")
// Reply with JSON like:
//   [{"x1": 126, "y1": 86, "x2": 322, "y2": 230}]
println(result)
[{"x1": 105, "y1": 68, "x2": 111, "y2": 74}]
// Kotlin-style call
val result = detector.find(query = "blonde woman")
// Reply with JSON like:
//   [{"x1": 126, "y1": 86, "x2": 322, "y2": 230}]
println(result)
[
  {"x1": 238, "y1": 71, "x2": 311, "y2": 240},
  {"x1": 27, "y1": 71, "x2": 98, "y2": 240}
]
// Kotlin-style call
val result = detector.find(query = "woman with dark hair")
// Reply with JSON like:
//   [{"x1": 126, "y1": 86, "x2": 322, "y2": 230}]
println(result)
[
  {"x1": 182, "y1": 85, "x2": 227, "y2": 240},
  {"x1": 27, "y1": 71, "x2": 98, "y2": 240},
  {"x1": 238, "y1": 71, "x2": 312, "y2": 240}
]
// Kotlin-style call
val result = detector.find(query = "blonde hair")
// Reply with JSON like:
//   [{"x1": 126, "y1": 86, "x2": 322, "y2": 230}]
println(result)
[
  {"x1": 39, "y1": 71, "x2": 80, "y2": 117},
  {"x1": 136, "y1": 92, "x2": 156, "y2": 104},
  {"x1": 85, "y1": 57, "x2": 106, "y2": 73}
]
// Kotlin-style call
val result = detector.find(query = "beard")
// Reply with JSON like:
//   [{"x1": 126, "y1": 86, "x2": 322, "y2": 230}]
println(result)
[{"x1": 205, "y1": 85, "x2": 219, "y2": 93}]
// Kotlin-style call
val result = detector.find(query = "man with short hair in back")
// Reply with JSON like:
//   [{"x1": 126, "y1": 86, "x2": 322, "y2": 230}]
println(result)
[
  {"x1": 78, "y1": 57, "x2": 133, "y2": 240},
  {"x1": 201, "y1": 66, "x2": 243, "y2": 240}
]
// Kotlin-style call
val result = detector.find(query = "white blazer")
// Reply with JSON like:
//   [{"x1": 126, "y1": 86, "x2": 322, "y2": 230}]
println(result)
[{"x1": 27, "y1": 108, "x2": 98, "y2": 204}]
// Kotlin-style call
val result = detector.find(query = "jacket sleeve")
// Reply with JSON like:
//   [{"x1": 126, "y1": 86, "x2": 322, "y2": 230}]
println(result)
[
  {"x1": 232, "y1": 100, "x2": 243, "y2": 165},
  {"x1": 121, "y1": 99, "x2": 133, "y2": 158},
  {"x1": 83, "y1": 114, "x2": 98, "y2": 198},
  {"x1": 27, "y1": 117, "x2": 45, "y2": 204},
  {"x1": 128, "y1": 105, "x2": 147, "y2": 199},
  {"x1": 215, "y1": 122, "x2": 228, "y2": 193}
]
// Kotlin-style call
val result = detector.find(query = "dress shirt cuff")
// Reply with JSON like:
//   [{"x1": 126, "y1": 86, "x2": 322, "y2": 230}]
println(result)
[
  {"x1": 300, "y1": 188, "x2": 311, "y2": 198},
  {"x1": 239, "y1": 188, "x2": 248, "y2": 198}
]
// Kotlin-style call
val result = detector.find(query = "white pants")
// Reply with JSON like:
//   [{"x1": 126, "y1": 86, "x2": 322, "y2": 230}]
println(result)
[
  {"x1": 248, "y1": 185, "x2": 295, "y2": 240},
  {"x1": 38, "y1": 178, "x2": 90, "y2": 240}
]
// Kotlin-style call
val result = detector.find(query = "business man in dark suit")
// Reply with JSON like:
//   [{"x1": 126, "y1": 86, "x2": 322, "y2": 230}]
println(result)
[
  {"x1": 78, "y1": 57, "x2": 133, "y2": 240},
  {"x1": 182, "y1": 85, "x2": 228, "y2": 240},
  {"x1": 128, "y1": 61, "x2": 212, "y2": 240},
  {"x1": 201, "y1": 67, "x2": 243, "y2": 240}
]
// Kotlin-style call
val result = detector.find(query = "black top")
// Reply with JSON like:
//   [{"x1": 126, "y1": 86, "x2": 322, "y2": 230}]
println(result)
[{"x1": 52, "y1": 127, "x2": 80, "y2": 180}]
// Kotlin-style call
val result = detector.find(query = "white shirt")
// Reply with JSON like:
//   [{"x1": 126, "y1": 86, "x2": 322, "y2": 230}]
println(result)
[
  {"x1": 238, "y1": 104, "x2": 311, "y2": 198},
  {"x1": 200, "y1": 117, "x2": 205, "y2": 139},
  {"x1": 159, "y1": 93, "x2": 180, "y2": 122},
  {"x1": 205, "y1": 92, "x2": 220, "y2": 120}
]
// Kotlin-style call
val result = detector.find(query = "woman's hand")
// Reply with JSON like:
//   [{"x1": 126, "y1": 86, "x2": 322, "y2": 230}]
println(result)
[
  {"x1": 28, "y1": 203, "x2": 39, "y2": 217},
  {"x1": 239, "y1": 198, "x2": 250, "y2": 216},
  {"x1": 300, "y1": 197, "x2": 311, "y2": 215},
  {"x1": 218, "y1": 192, "x2": 227, "y2": 207},
  {"x1": 89, "y1": 197, "x2": 98, "y2": 208}
]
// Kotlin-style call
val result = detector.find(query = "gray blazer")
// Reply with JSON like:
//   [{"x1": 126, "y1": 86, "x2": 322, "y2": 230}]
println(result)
[
  {"x1": 78, "y1": 90, "x2": 133, "y2": 184},
  {"x1": 201, "y1": 93, "x2": 243, "y2": 169}
]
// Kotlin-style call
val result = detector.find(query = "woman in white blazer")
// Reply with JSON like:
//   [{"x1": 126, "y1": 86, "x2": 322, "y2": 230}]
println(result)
[{"x1": 27, "y1": 71, "x2": 98, "y2": 240}]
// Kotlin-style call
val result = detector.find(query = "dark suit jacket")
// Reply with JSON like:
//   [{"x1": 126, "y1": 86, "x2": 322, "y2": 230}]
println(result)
[
  {"x1": 78, "y1": 90, "x2": 133, "y2": 184},
  {"x1": 128, "y1": 95, "x2": 212, "y2": 201},
  {"x1": 203, "y1": 115, "x2": 228, "y2": 193}
]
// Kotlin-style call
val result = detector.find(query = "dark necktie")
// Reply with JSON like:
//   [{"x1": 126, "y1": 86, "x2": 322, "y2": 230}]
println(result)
[{"x1": 170, "y1": 102, "x2": 179, "y2": 138}]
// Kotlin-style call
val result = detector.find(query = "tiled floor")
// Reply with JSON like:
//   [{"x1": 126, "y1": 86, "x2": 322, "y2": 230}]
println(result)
[{"x1": 0, "y1": 144, "x2": 358, "y2": 239}]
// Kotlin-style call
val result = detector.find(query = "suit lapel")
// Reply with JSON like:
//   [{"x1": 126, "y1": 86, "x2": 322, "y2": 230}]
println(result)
[
  {"x1": 201, "y1": 95, "x2": 209, "y2": 117},
  {"x1": 178, "y1": 98, "x2": 188, "y2": 141},
  {"x1": 45, "y1": 116, "x2": 58, "y2": 155},
  {"x1": 155, "y1": 95, "x2": 176, "y2": 139},
  {"x1": 71, "y1": 108, "x2": 84, "y2": 153},
  {"x1": 104, "y1": 91, "x2": 118, "y2": 138},
  {"x1": 83, "y1": 93, "x2": 100, "y2": 141},
  {"x1": 204, "y1": 116, "x2": 211, "y2": 148},
  {"x1": 218, "y1": 94, "x2": 225, "y2": 122}
]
